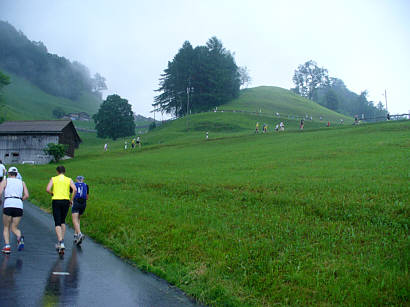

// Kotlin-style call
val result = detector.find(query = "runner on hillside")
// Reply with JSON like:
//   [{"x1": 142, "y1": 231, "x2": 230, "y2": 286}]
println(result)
[
  {"x1": 0, "y1": 167, "x2": 29, "y2": 254},
  {"x1": 71, "y1": 176, "x2": 89, "y2": 245},
  {"x1": 46, "y1": 166, "x2": 76, "y2": 254},
  {"x1": 300, "y1": 119, "x2": 304, "y2": 130}
]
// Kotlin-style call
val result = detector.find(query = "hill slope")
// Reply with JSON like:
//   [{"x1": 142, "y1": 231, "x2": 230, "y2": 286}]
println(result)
[
  {"x1": 1, "y1": 69, "x2": 100, "y2": 121},
  {"x1": 143, "y1": 86, "x2": 353, "y2": 145},
  {"x1": 220, "y1": 86, "x2": 352, "y2": 121}
]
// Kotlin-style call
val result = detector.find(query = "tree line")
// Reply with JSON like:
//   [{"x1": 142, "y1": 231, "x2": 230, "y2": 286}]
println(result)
[
  {"x1": 292, "y1": 60, "x2": 388, "y2": 119},
  {"x1": 153, "y1": 37, "x2": 249, "y2": 118},
  {"x1": 0, "y1": 21, "x2": 106, "y2": 100}
]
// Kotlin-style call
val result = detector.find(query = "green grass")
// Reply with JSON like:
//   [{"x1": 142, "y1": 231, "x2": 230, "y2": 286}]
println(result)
[
  {"x1": 17, "y1": 119, "x2": 409, "y2": 306},
  {"x1": 221, "y1": 86, "x2": 352, "y2": 123},
  {"x1": 1, "y1": 69, "x2": 100, "y2": 121}
]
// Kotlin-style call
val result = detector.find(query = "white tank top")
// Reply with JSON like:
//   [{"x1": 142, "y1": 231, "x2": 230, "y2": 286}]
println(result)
[{"x1": 4, "y1": 178, "x2": 24, "y2": 209}]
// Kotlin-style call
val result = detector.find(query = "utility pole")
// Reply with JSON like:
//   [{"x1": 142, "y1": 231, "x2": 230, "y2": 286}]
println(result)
[
  {"x1": 186, "y1": 86, "x2": 190, "y2": 131},
  {"x1": 384, "y1": 89, "x2": 388, "y2": 112}
]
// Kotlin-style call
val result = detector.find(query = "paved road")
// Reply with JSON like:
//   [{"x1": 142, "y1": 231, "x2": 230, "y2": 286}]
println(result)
[{"x1": 0, "y1": 201, "x2": 201, "y2": 307}]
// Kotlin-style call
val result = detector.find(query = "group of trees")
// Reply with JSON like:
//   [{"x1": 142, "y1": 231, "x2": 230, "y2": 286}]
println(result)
[
  {"x1": 153, "y1": 37, "x2": 249, "y2": 117},
  {"x1": 291, "y1": 60, "x2": 387, "y2": 119},
  {"x1": 0, "y1": 21, "x2": 106, "y2": 100}
]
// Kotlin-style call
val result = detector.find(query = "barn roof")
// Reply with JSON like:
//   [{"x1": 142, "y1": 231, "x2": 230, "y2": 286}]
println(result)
[
  {"x1": 0, "y1": 120, "x2": 72, "y2": 133},
  {"x1": 0, "y1": 120, "x2": 81, "y2": 142}
]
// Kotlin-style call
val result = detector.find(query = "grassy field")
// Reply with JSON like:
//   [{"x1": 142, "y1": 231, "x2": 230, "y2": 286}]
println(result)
[
  {"x1": 17, "y1": 117, "x2": 409, "y2": 306},
  {"x1": 1, "y1": 69, "x2": 101, "y2": 121}
]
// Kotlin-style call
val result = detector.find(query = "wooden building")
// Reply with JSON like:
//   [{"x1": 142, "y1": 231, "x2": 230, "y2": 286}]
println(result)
[{"x1": 0, "y1": 120, "x2": 81, "y2": 164}]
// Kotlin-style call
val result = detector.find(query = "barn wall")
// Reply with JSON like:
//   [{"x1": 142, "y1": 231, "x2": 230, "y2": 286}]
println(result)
[
  {"x1": 60, "y1": 124, "x2": 80, "y2": 157},
  {"x1": 0, "y1": 135, "x2": 57, "y2": 164}
]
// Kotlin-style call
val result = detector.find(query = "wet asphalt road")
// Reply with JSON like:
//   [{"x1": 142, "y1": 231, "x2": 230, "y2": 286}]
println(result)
[{"x1": 0, "y1": 201, "x2": 201, "y2": 307}]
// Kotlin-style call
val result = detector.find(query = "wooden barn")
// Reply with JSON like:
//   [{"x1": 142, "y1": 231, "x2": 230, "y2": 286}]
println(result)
[{"x1": 0, "y1": 120, "x2": 81, "y2": 164}]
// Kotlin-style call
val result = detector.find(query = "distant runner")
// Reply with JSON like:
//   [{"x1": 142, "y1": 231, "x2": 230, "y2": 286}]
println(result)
[
  {"x1": 72, "y1": 176, "x2": 89, "y2": 245},
  {"x1": 0, "y1": 167, "x2": 29, "y2": 254},
  {"x1": 46, "y1": 166, "x2": 76, "y2": 255},
  {"x1": 255, "y1": 122, "x2": 259, "y2": 133},
  {"x1": 300, "y1": 119, "x2": 304, "y2": 130},
  {"x1": 136, "y1": 136, "x2": 141, "y2": 149},
  {"x1": 104, "y1": 143, "x2": 108, "y2": 151}
]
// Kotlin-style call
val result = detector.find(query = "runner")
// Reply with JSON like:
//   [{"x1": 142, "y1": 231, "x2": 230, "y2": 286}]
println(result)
[
  {"x1": 72, "y1": 176, "x2": 89, "y2": 245},
  {"x1": 300, "y1": 119, "x2": 304, "y2": 130},
  {"x1": 131, "y1": 138, "x2": 136, "y2": 149},
  {"x1": 0, "y1": 167, "x2": 29, "y2": 254},
  {"x1": 46, "y1": 166, "x2": 76, "y2": 254},
  {"x1": 255, "y1": 122, "x2": 259, "y2": 133},
  {"x1": 136, "y1": 136, "x2": 141, "y2": 150},
  {"x1": 104, "y1": 143, "x2": 108, "y2": 151}
]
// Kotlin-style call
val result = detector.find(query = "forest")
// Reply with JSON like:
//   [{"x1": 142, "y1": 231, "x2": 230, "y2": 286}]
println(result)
[{"x1": 0, "y1": 21, "x2": 106, "y2": 100}]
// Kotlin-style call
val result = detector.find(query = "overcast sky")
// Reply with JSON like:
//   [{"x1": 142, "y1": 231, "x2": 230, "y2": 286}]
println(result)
[{"x1": 1, "y1": 0, "x2": 409, "y2": 117}]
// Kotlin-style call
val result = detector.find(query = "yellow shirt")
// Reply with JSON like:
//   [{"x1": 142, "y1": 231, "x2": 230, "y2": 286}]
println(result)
[{"x1": 51, "y1": 174, "x2": 71, "y2": 200}]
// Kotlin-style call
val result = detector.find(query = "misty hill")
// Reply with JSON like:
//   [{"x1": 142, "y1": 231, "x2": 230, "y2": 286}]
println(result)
[
  {"x1": 0, "y1": 20, "x2": 106, "y2": 101},
  {"x1": 1, "y1": 70, "x2": 100, "y2": 121}
]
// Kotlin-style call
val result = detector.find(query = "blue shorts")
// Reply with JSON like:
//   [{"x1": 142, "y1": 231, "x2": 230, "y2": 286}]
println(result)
[{"x1": 72, "y1": 199, "x2": 86, "y2": 215}]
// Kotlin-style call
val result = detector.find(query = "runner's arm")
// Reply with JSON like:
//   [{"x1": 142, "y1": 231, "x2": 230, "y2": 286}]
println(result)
[
  {"x1": 0, "y1": 179, "x2": 6, "y2": 196},
  {"x1": 22, "y1": 181, "x2": 29, "y2": 200},
  {"x1": 46, "y1": 179, "x2": 53, "y2": 195}
]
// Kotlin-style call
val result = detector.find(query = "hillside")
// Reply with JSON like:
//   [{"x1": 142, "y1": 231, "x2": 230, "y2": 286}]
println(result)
[
  {"x1": 143, "y1": 86, "x2": 353, "y2": 146},
  {"x1": 1, "y1": 69, "x2": 101, "y2": 121},
  {"x1": 220, "y1": 86, "x2": 352, "y2": 122}
]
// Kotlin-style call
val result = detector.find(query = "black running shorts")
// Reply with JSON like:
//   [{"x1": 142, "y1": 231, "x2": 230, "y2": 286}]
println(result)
[
  {"x1": 52, "y1": 199, "x2": 70, "y2": 226},
  {"x1": 3, "y1": 207, "x2": 23, "y2": 217},
  {"x1": 72, "y1": 198, "x2": 86, "y2": 215}
]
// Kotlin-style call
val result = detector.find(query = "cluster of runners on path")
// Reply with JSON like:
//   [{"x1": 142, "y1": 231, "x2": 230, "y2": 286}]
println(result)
[{"x1": 0, "y1": 161, "x2": 89, "y2": 255}]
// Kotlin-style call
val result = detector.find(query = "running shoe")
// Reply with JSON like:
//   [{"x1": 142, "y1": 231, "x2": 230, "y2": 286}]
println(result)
[
  {"x1": 77, "y1": 233, "x2": 85, "y2": 245},
  {"x1": 17, "y1": 236, "x2": 24, "y2": 251},
  {"x1": 2, "y1": 245, "x2": 11, "y2": 254},
  {"x1": 55, "y1": 241, "x2": 65, "y2": 250}
]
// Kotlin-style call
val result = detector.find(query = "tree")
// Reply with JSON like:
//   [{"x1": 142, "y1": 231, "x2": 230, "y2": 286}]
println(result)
[
  {"x1": 292, "y1": 60, "x2": 329, "y2": 100},
  {"x1": 93, "y1": 94, "x2": 135, "y2": 140},
  {"x1": 92, "y1": 73, "x2": 107, "y2": 92},
  {"x1": 52, "y1": 107, "x2": 65, "y2": 119},
  {"x1": 44, "y1": 143, "x2": 67, "y2": 162},
  {"x1": 325, "y1": 89, "x2": 339, "y2": 111},
  {"x1": 238, "y1": 66, "x2": 251, "y2": 88},
  {"x1": 0, "y1": 70, "x2": 11, "y2": 90},
  {"x1": 153, "y1": 37, "x2": 241, "y2": 117}
]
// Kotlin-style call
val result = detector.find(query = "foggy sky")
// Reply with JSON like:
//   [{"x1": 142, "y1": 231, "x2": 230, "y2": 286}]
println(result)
[{"x1": 1, "y1": 0, "x2": 409, "y2": 117}]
